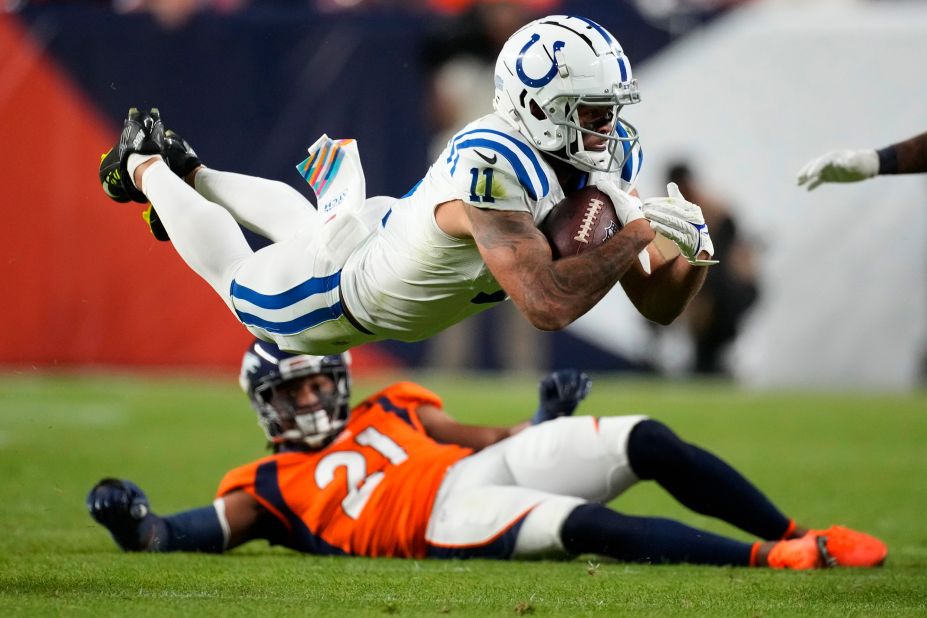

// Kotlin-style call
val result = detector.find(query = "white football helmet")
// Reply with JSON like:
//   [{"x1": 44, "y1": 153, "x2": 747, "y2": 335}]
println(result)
[{"x1": 493, "y1": 15, "x2": 641, "y2": 173}]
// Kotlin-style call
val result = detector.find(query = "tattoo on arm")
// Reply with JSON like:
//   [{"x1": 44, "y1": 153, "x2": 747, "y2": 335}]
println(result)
[{"x1": 468, "y1": 206, "x2": 651, "y2": 328}]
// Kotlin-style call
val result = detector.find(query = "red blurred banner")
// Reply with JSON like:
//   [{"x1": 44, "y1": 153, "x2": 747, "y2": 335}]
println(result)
[{"x1": 0, "y1": 15, "x2": 395, "y2": 373}]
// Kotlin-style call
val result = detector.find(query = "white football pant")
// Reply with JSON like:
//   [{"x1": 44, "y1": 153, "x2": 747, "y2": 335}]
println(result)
[{"x1": 425, "y1": 414, "x2": 648, "y2": 558}]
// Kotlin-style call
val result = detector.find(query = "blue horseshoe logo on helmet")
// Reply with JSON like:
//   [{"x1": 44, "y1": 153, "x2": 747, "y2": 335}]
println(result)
[{"x1": 516, "y1": 34, "x2": 566, "y2": 88}]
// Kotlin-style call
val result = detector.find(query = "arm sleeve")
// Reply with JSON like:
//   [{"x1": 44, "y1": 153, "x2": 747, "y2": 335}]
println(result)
[
  {"x1": 152, "y1": 503, "x2": 227, "y2": 552},
  {"x1": 112, "y1": 503, "x2": 227, "y2": 553}
]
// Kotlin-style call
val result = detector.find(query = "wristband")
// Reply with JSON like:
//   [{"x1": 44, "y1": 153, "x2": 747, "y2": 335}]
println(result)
[{"x1": 877, "y1": 146, "x2": 898, "y2": 175}]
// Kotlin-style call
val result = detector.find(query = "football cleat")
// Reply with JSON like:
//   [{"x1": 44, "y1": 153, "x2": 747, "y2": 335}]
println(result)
[
  {"x1": 99, "y1": 107, "x2": 165, "y2": 204},
  {"x1": 142, "y1": 205, "x2": 170, "y2": 242},
  {"x1": 100, "y1": 148, "x2": 170, "y2": 242},
  {"x1": 804, "y1": 526, "x2": 887, "y2": 567},
  {"x1": 766, "y1": 534, "x2": 831, "y2": 570},
  {"x1": 99, "y1": 148, "x2": 131, "y2": 203},
  {"x1": 162, "y1": 129, "x2": 202, "y2": 179}
]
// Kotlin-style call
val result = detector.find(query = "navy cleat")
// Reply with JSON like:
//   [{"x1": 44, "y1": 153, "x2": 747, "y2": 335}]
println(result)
[
  {"x1": 100, "y1": 145, "x2": 170, "y2": 241},
  {"x1": 162, "y1": 129, "x2": 202, "y2": 179},
  {"x1": 99, "y1": 147, "x2": 131, "y2": 203},
  {"x1": 99, "y1": 107, "x2": 165, "y2": 204}
]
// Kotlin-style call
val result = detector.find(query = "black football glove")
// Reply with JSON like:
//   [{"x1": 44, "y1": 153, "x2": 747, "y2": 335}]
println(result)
[
  {"x1": 531, "y1": 369, "x2": 591, "y2": 425},
  {"x1": 86, "y1": 478, "x2": 153, "y2": 550}
]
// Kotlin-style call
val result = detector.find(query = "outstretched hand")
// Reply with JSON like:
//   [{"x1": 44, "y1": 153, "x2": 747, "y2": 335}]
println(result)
[
  {"x1": 87, "y1": 478, "x2": 152, "y2": 550},
  {"x1": 532, "y1": 369, "x2": 592, "y2": 425},
  {"x1": 796, "y1": 149, "x2": 879, "y2": 190}
]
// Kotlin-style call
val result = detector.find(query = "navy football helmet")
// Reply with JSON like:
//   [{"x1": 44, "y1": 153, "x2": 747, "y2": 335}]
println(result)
[{"x1": 239, "y1": 338, "x2": 352, "y2": 449}]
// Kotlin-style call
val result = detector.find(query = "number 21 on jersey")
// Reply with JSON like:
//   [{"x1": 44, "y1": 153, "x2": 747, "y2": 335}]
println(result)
[{"x1": 313, "y1": 427, "x2": 408, "y2": 520}]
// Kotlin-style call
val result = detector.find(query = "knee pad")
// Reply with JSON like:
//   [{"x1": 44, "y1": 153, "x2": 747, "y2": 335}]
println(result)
[{"x1": 626, "y1": 419, "x2": 691, "y2": 480}]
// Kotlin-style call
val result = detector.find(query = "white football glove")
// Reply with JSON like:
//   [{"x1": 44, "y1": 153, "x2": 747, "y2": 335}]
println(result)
[
  {"x1": 796, "y1": 149, "x2": 879, "y2": 191},
  {"x1": 593, "y1": 176, "x2": 651, "y2": 274},
  {"x1": 594, "y1": 175, "x2": 645, "y2": 227},
  {"x1": 642, "y1": 182, "x2": 718, "y2": 266}
]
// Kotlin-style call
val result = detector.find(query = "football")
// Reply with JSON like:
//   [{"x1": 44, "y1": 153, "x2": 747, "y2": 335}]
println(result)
[{"x1": 540, "y1": 187, "x2": 621, "y2": 258}]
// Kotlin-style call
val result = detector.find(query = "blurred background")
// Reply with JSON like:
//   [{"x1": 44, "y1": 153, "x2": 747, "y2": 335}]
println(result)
[{"x1": 1, "y1": 0, "x2": 925, "y2": 389}]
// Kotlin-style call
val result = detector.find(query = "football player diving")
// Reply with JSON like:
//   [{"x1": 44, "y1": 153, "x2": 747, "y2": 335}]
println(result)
[
  {"x1": 98, "y1": 15, "x2": 716, "y2": 356},
  {"x1": 87, "y1": 339, "x2": 887, "y2": 569}
]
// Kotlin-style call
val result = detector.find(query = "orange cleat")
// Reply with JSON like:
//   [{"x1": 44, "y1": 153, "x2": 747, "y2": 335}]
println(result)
[
  {"x1": 767, "y1": 526, "x2": 888, "y2": 570},
  {"x1": 805, "y1": 526, "x2": 887, "y2": 567},
  {"x1": 766, "y1": 534, "x2": 826, "y2": 570}
]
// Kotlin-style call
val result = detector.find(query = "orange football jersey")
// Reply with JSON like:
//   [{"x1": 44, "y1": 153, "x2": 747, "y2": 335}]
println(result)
[{"x1": 216, "y1": 382, "x2": 473, "y2": 558}]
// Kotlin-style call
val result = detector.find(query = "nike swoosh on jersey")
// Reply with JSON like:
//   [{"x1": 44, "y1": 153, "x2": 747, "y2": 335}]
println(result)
[
  {"x1": 448, "y1": 126, "x2": 551, "y2": 200},
  {"x1": 470, "y1": 290, "x2": 507, "y2": 304},
  {"x1": 474, "y1": 150, "x2": 498, "y2": 165}
]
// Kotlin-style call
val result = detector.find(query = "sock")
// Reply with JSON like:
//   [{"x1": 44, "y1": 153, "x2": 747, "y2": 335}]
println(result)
[
  {"x1": 627, "y1": 420, "x2": 792, "y2": 540},
  {"x1": 142, "y1": 161, "x2": 254, "y2": 301},
  {"x1": 749, "y1": 541, "x2": 762, "y2": 566},
  {"x1": 194, "y1": 168, "x2": 318, "y2": 243},
  {"x1": 560, "y1": 503, "x2": 752, "y2": 566},
  {"x1": 126, "y1": 153, "x2": 162, "y2": 189}
]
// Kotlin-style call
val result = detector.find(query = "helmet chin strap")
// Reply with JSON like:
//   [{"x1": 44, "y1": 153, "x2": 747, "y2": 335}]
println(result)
[
  {"x1": 561, "y1": 117, "x2": 638, "y2": 174},
  {"x1": 570, "y1": 145, "x2": 612, "y2": 170},
  {"x1": 545, "y1": 137, "x2": 613, "y2": 173}
]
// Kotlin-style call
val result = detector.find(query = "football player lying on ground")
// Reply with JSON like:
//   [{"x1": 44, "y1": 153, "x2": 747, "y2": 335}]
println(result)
[
  {"x1": 98, "y1": 15, "x2": 716, "y2": 357},
  {"x1": 88, "y1": 339, "x2": 887, "y2": 569}
]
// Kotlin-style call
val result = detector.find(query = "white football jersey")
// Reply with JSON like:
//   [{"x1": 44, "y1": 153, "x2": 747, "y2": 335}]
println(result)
[{"x1": 340, "y1": 112, "x2": 642, "y2": 342}]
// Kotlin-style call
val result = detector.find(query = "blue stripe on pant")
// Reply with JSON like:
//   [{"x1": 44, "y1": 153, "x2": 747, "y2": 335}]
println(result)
[{"x1": 230, "y1": 271, "x2": 343, "y2": 335}]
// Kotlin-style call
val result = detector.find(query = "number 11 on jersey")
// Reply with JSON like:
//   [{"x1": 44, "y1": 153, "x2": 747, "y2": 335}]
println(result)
[{"x1": 469, "y1": 167, "x2": 495, "y2": 203}]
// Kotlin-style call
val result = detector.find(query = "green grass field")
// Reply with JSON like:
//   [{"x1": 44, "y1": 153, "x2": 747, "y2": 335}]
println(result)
[{"x1": 1, "y1": 371, "x2": 925, "y2": 616}]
